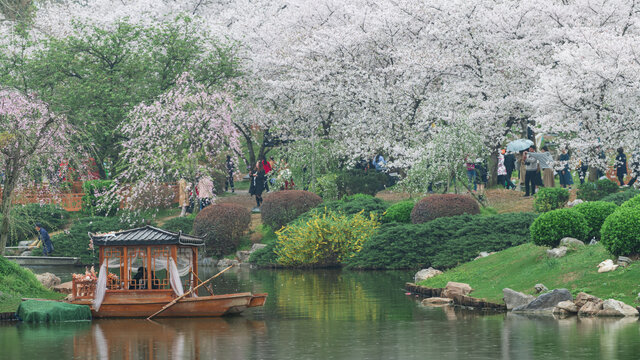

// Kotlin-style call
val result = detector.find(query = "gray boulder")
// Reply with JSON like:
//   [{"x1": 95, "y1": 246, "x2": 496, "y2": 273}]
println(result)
[
  {"x1": 422, "y1": 297, "x2": 453, "y2": 306},
  {"x1": 547, "y1": 246, "x2": 567, "y2": 258},
  {"x1": 217, "y1": 258, "x2": 240, "y2": 267},
  {"x1": 513, "y1": 289, "x2": 572, "y2": 312},
  {"x1": 251, "y1": 243, "x2": 267, "y2": 252},
  {"x1": 534, "y1": 283, "x2": 549, "y2": 294},
  {"x1": 578, "y1": 299, "x2": 603, "y2": 317},
  {"x1": 442, "y1": 282, "x2": 473, "y2": 298},
  {"x1": 20, "y1": 250, "x2": 33, "y2": 256},
  {"x1": 503, "y1": 288, "x2": 536, "y2": 310},
  {"x1": 414, "y1": 267, "x2": 443, "y2": 283},
  {"x1": 598, "y1": 299, "x2": 639, "y2": 317},
  {"x1": 560, "y1": 238, "x2": 585, "y2": 247},
  {"x1": 575, "y1": 292, "x2": 600, "y2": 308},
  {"x1": 236, "y1": 250, "x2": 252, "y2": 263},
  {"x1": 617, "y1": 256, "x2": 632, "y2": 267},
  {"x1": 555, "y1": 300, "x2": 579, "y2": 313},
  {"x1": 36, "y1": 272, "x2": 61, "y2": 289},
  {"x1": 589, "y1": 239, "x2": 599, "y2": 245}
]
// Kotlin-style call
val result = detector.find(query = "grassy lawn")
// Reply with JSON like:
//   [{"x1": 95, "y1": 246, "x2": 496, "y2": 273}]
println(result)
[
  {"x1": 0, "y1": 256, "x2": 66, "y2": 313},
  {"x1": 419, "y1": 242, "x2": 640, "y2": 306}
]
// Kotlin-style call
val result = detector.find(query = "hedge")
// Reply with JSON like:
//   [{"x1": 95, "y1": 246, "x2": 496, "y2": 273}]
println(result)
[
  {"x1": 382, "y1": 200, "x2": 414, "y2": 223},
  {"x1": 346, "y1": 212, "x2": 537, "y2": 270},
  {"x1": 572, "y1": 201, "x2": 618, "y2": 240},
  {"x1": 601, "y1": 188, "x2": 640, "y2": 205},
  {"x1": 319, "y1": 194, "x2": 388, "y2": 218},
  {"x1": 601, "y1": 207, "x2": 640, "y2": 256},
  {"x1": 194, "y1": 203, "x2": 251, "y2": 256},
  {"x1": 411, "y1": 194, "x2": 480, "y2": 224},
  {"x1": 162, "y1": 215, "x2": 195, "y2": 235},
  {"x1": 534, "y1": 187, "x2": 569, "y2": 212},
  {"x1": 621, "y1": 194, "x2": 640, "y2": 209},
  {"x1": 261, "y1": 190, "x2": 323, "y2": 230},
  {"x1": 530, "y1": 209, "x2": 589, "y2": 247},
  {"x1": 577, "y1": 179, "x2": 619, "y2": 201}
]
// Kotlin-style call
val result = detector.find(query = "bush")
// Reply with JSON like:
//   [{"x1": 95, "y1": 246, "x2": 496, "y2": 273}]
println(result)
[
  {"x1": 162, "y1": 215, "x2": 195, "y2": 235},
  {"x1": 346, "y1": 212, "x2": 537, "y2": 270},
  {"x1": 600, "y1": 207, "x2": 640, "y2": 256},
  {"x1": 31, "y1": 214, "x2": 148, "y2": 264},
  {"x1": 313, "y1": 173, "x2": 339, "y2": 200},
  {"x1": 572, "y1": 201, "x2": 618, "y2": 240},
  {"x1": 82, "y1": 180, "x2": 118, "y2": 216},
  {"x1": 530, "y1": 209, "x2": 589, "y2": 247},
  {"x1": 621, "y1": 194, "x2": 640, "y2": 209},
  {"x1": 601, "y1": 188, "x2": 640, "y2": 205},
  {"x1": 410, "y1": 194, "x2": 480, "y2": 224},
  {"x1": 336, "y1": 170, "x2": 388, "y2": 197},
  {"x1": 194, "y1": 203, "x2": 251, "y2": 256},
  {"x1": 382, "y1": 200, "x2": 414, "y2": 223},
  {"x1": 274, "y1": 209, "x2": 380, "y2": 267},
  {"x1": 319, "y1": 194, "x2": 389, "y2": 218},
  {"x1": 261, "y1": 190, "x2": 323, "y2": 230},
  {"x1": 1, "y1": 204, "x2": 70, "y2": 246},
  {"x1": 249, "y1": 241, "x2": 279, "y2": 266},
  {"x1": 577, "y1": 179, "x2": 619, "y2": 201},
  {"x1": 534, "y1": 187, "x2": 570, "y2": 212}
]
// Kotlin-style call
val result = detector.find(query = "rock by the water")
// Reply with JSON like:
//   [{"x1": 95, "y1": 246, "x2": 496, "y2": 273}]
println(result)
[
  {"x1": 422, "y1": 297, "x2": 453, "y2": 306},
  {"x1": 597, "y1": 259, "x2": 619, "y2": 273},
  {"x1": 217, "y1": 258, "x2": 240, "y2": 267},
  {"x1": 555, "y1": 300, "x2": 579, "y2": 313},
  {"x1": 53, "y1": 281, "x2": 73, "y2": 294},
  {"x1": 199, "y1": 258, "x2": 217, "y2": 266},
  {"x1": 598, "y1": 299, "x2": 639, "y2": 317},
  {"x1": 236, "y1": 250, "x2": 252, "y2": 263},
  {"x1": 534, "y1": 284, "x2": 549, "y2": 294},
  {"x1": 414, "y1": 267, "x2": 443, "y2": 283},
  {"x1": 560, "y1": 238, "x2": 585, "y2": 247},
  {"x1": 251, "y1": 243, "x2": 267, "y2": 252},
  {"x1": 513, "y1": 289, "x2": 572, "y2": 312},
  {"x1": 575, "y1": 292, "x2": 600, "y2": 308},
  {"x1": 442, "y1": 282, "x2": 473, "y2": 299},
  {"x1": 503, "y1": 288, "x2": 536, "y2": 310},
  {"x1": 578, "y1": 299, "x2": 603, "y2": 316},
  {"x1": 547, "y1": 246, "x2": 567, "y2": 258},
  {"x1": 36, "y1": 272, "x2": 61, "y2": 289}
]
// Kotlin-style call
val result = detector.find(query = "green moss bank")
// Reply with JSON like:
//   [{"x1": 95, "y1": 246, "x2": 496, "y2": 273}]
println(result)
[
  {"x1": 419, "y1": 243, "x2": 640, "y2": 306},
  {"x1": 0, "y1": 256, "x2": 65, "y2": 313}
]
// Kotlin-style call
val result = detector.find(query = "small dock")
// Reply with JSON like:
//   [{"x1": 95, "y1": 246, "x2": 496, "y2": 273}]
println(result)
[{"x1": 5, "y1": 256, "x2": 80, "y2": 266}]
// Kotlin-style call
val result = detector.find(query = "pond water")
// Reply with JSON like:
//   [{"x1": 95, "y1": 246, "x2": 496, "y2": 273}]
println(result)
[{"x1": 2, "y1": 267, "x2": 640, "y2": 359}]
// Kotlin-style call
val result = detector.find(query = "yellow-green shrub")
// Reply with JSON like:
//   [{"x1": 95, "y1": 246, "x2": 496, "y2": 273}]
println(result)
[{"x1": 275, "y1": 209, "x2": 380, "y2": 267}]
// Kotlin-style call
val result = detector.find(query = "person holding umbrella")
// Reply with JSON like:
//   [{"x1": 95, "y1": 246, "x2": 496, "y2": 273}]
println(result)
[{"x1": 523, "y1": 145, "x2": 539, "y2": 197}]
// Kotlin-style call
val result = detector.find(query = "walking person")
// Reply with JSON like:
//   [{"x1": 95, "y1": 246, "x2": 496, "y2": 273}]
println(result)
[
  {"x1": 465, "y1": 159, "x2": 477, "y2": 191},
  {"x1": 615, "y1": 147, "x2": 628, "y2": 186},
  {"x1": 178, "y1": 179, "x2": 190, "y2": 216},
  {"x1": 523, "y1": 146, "x2": 539, "y2": 197},
  {"x1": 196, "y1": 175, "x2": 214, "y2": 210},
  {"x1": 251, "y1": 162, "x2": 267, "y2": 211},
  {"x1": 527, "y1": 145, "x2": 555, "y2": 188},
  {"x1": 557, "y1": 148, "x2": 574, "y2": 189},
  {"x1": 578, "y1": 158, "x2": 589, "y2": 184},
  {"x1": 627, "y1": 152, "x2": 640, "y2": 187},
  {"x1": 224, "y1": 155, "x2": 235, "y2": 193},
  {"x1": 36, "y1": 223, "x2": 53, "y2": 256},
  {"x1": 475, "y1": 158, "x2": 488, "y2": 199},
  {"x1": 503, "y1": 150, "x2": 517, "y2": 190}
]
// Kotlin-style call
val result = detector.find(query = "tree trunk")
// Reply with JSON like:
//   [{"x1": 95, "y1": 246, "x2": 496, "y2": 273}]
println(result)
[
  {"x1": 0, "y1": 175, "x2": 17, "y2": 254},
  {"x1": 588, "y1": 167, "x2": 598, "y2": 182},
  {"x1": 488, "y1": 149, "x2": 498, "y2": 187}
]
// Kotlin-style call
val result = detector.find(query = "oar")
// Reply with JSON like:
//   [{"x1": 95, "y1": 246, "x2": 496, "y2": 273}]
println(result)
[
  {"x1": 146, "y1": 265, "x2": 234, "y2": 320},
  {"x1": 191, "y1": 269, "x2": 214, "y2": 296}
]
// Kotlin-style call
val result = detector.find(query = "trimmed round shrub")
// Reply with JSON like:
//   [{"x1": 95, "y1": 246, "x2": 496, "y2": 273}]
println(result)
[
  {"x1": 530, "y1": 209, "x2": 589, "y2": 247},
  {"x1": 410, "y1": 194, "x2": 480, "y2": 224},
  {"x1": 162, "y1": 215, "x2": 195, "y2": 235},
  {"x1": 382, "y1": 200, "x2": 415, "y2": 223},
  {"x1": 577, "y1": 179, "x2": 619, "y2": 201},
  {"x1": 572, "y1": 201, "x2": 618, "y2": 240},
  {"x1": 601, "y1": 207, "x2": 640, "y2": 256},
  {"x1": 534, "y1": 187, "x2": 570, "y2": 212},
  {"x1": 261, "y1": 190, "x2": 322, "y2": 230},
  {"x1": 601, "y1": 188, "x2": 640, "y2": 205},
  {"x1": 194, "y1": 203, "x2": 251, "y2": 256},
  {"x1": 621, "y1": 194, "x2": 640, "y2": 209}
]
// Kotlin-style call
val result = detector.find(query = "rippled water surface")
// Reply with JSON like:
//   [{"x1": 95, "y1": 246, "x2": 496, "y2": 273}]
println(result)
[{"x1": 2, "y1": 267, "x2": 640, "y2": 359}]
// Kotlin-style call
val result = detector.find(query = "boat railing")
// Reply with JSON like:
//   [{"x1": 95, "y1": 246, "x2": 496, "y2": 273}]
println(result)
[{"x1": 72, "y1": 278, "x2": 97, "y2": 300}]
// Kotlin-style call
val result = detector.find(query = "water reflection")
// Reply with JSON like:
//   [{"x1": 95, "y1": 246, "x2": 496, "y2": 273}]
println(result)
[{"x1": 2, "y1": 268, "x2": 640, "y2": 360}]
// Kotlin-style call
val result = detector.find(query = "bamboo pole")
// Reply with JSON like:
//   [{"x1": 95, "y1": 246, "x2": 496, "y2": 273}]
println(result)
[
  {"x1": 191, "y1": 269, "x2": 214, "y2": 296},
  {"x1": 146, "y1": 265, "x2": 233, "y2": 320}
]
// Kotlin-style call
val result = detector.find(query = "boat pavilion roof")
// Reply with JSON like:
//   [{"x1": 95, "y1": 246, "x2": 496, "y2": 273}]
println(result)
[{"x1": 89, "y1": 225, "x2": 205, "y2": 247}]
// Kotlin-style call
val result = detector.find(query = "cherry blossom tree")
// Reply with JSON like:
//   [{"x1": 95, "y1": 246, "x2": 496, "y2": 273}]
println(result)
[{"x1": 0, "y1": 89, "x2": 77, "y2": 253}]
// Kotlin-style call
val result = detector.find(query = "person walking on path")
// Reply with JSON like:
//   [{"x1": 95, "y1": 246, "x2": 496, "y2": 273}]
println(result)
[
  {"x1": 196, "y1": 175, "x2": 214, "y2": 210},
  {"x1": 475, "y1": 158, "x2": 488, "y2": 199},
  {"x1": 465, "y1": 159, "x2": 477, "y2": 191},
  {"x1": 615, "y1": 147, "x2": 628, "y2": 186},
  {"x1": 557, "y1": 148, "x2": 574, "y2": 189},
  {"x1": 627, "y1": 152, "x2": 640, "y2": 187},
  {"x1": 36, "y1": 223, "x2": 53, "y2": 256},
  {"x1": 503, "y1": 150, "x2": 517, "y2": 190},
  {"x1": 251, "y1": 162, "x2": 267, "y2": 210},
  {"x1": 224, "y1": 155, "x2": 235, "y2": 193},
  {"x1": 178, "y1": 179, "x2": 190, "y2": 216},
  {"x1": 523, "y1": 146, "x2": 539, "y2": 197},
  {"x1": 527, "y1": 145, "x2": 555, "y2": 188}
]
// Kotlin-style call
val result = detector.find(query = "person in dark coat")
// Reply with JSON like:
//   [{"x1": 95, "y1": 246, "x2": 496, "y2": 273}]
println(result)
[
  {"x1": 615, "y1": 147, "x2": 627, "y2": 186},
  {"x1": 503, "y1": 150, "x2": 517, "y2": 190},
  {"x1": 35, "y1": 223, "x2": 53, "y2": 256},
  {"x1": 557, "y1": 148, "x2": 574, "y2": 189},
  {"x1": 225, "y1": 155, "x2": 235, "y2": 193},
  {"x1": 251, "y1": 162, "x2": 267, "y2": 209}
]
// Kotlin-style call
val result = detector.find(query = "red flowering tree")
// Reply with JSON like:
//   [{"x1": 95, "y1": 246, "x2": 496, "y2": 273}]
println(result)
[{"x1": 0, "y1": 89, "x2": 76, "y2": 253}]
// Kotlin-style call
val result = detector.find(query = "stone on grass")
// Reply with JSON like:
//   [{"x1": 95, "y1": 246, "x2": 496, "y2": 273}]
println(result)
[
  {"x1": 236, "y1": 250, "x2": 252, "y2": 263},
  {"x1": 567, "y1": 199, "x2": 584, "y2": 207},
  {"x1": 534, "y1": 284, "x2": 549, "y2": 294},
  {"x1": 20, "y1": 250, "x2": 32, "y2": 256},
  {"x1": 617, "y1": 256, "x2": 632, "y2": 267},
  {"x1": 597, "y1": 259, "x2": 619, "y2": 273},
  {"x1": 513, "y1": 289, "x2": 572, "y2": 312},
  {"x1": 251, "y1": 243, "x2": 267, "y2": 252},
  {"x1": 560, "y1": 238, "x2": 585, "y2": 247},
  {"x1": 422, "y1": 297, "x2": 453, "y2": 306},
  {"x1": 589, "y1": 239, "x2": 598, "y2": 245},
  {"x1": 575, "y1": 292, "x2": 600, "y2": 308},
  {"x1": 555, "y1": 300, "x2": 579, "y2": 313},
  {"x1": 36, "y1": 272, "x2": 61, "y2": 289},
  {"x1": 53, "y1": 281, "x2": 73, "y2": 294},
  {"x1": 503, "y1": 288, "x2": 536, "y2": 310},
  {"x1": 547, "y1": 246, "x2": 567, "y2": 258},
  {"x1": 442, "y1": 282, "x2": 473, "y2": 299},
  {"x1": 474, "y1": 251, "x2": 496, "y2": 260},
  {"x1": 598, "y1": 299, "x2": 639, "y2": 317},
  {"x1": 578, "y1": 299, "x2": 603, "y2": 317},
  {"x1": 414, "y1": 268, "x2": 443, "y2": 283}
]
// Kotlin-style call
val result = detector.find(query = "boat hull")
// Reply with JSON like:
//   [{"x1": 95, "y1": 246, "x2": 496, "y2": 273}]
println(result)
[{"x1": 71, "y1": 292, "x2": 268, "y2": 318}]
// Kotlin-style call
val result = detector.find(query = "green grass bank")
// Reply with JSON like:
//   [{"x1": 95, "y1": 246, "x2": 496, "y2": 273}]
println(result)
[
  {"x1": 418, "y1": 243, "x2": 640, "y2": 306},
  {"x1": 0, "y1": 256, "x2": 65, "y2": 313}
]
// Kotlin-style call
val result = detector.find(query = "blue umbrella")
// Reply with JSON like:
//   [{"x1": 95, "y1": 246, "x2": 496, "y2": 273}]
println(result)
[{"x1": 506, "y1": 139, "x2": 534, "y2": 153}]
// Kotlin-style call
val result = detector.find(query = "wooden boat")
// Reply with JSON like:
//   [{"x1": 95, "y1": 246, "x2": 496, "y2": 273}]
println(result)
[{"x1": 68, "y1": 225, "x2": 267, "y2": 318}]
